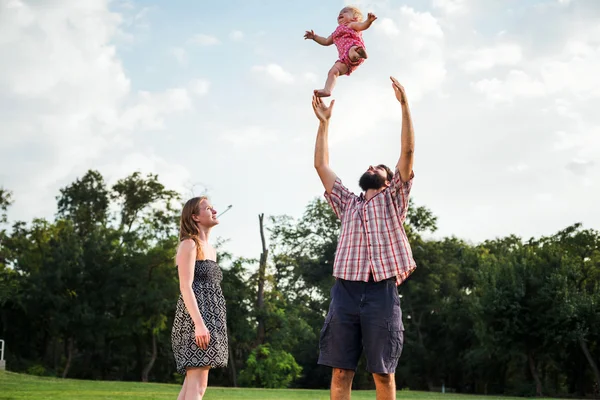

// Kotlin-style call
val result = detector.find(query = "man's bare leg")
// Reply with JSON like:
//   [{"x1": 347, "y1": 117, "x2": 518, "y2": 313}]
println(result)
[
  {"x1": 373, "y1": 373, "x2": 396, "y2": 400},
  {"x1": 315, "y1": 62, "x2": 349, "y2": 97},
  {"x1": 331, "y1": 368, "x2": 355, "y2": 400}
]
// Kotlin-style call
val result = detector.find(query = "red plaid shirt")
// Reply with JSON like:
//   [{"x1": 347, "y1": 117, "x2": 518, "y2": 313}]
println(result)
[{"x1": 324, "y1": 169, "x2": 416, "y2": 284}]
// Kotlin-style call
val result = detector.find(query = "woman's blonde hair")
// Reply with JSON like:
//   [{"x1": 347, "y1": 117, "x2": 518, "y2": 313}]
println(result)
[
  {"x1": 179, "y1": 196, "x2": 208, "y2": 260},
  {"x1": 343, "y1": 6, "x2": 363, "y2": 22}
]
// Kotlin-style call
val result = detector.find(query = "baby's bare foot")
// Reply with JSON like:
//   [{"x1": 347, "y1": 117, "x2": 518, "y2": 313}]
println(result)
[
  {"x1": 314, "y1": 89, "x2": 331, "y2": 97},
  {"x1": 355, "y1": 46, "x2": 368, "y2": 59}
]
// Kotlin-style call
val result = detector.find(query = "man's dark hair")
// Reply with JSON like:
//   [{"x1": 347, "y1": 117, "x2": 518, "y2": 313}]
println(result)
[{"x1": 377, "y1": 164, "x2": 394, "y2": 182}]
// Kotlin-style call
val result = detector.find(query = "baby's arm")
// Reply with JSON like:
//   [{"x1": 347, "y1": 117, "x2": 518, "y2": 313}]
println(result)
[
  {"x1": 348, "y1": 13, "x2": 377, "y2": 31},
  {"x1": 304, "y1": 30, "x2": 333, "y2": 46}
]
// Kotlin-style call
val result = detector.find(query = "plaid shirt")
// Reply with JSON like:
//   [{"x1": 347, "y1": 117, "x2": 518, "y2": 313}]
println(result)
[{"x1": 324, "y1": 169, "x2": 416, "y2": 284}]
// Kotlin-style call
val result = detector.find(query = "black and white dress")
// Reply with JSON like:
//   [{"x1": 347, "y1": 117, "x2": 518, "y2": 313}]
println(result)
[{"x1": 171, "y1": 260, "x2": 228, "y2": 374}]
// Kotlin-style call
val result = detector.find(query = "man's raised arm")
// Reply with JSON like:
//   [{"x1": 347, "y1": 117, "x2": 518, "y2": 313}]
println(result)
[
  {"x1": 391, "y1": 77, "x2": 415, "y2": 182},
  {"x1": 312, "y1": 96, "x2": 337, "y2": 194}
]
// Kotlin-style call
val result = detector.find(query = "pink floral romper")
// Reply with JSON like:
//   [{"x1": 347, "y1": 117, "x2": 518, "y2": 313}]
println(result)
[{"x1": 332, "y1": 24, "x2": 366, "y2": 76}]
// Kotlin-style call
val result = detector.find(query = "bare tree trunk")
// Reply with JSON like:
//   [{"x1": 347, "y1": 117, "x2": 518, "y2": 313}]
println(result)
[
  {"x1": 141, "y1": 333, "x2": 157, "y2": 382},
  {"x1": 527, "y1": 351, "x2": 542, "y2": 396},
  {"x1": 579, "y1": 335, "x2": 600, "y2": 390},
  {"x1": 256, "y1": 213, "x2": 268, "y2": 345},
  {"x1": 62, "y1": 337, "x2": 74, "y2": 378},
  {"x1": 228, "y1": 327, "x2": 237, "y2": 387}
]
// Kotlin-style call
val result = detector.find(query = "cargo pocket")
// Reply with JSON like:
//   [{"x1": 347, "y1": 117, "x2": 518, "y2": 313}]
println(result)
[
  {"x1": 319, "y1": 311, "x2": 335, "y2": 355},
  {"x1": 386, "y1": 318, "x2": 404, "y2": 360}
]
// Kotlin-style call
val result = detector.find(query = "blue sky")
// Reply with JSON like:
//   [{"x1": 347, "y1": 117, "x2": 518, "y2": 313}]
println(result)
[{"x1": 1, "y1": 0, "x2": 600, "y2": 260}]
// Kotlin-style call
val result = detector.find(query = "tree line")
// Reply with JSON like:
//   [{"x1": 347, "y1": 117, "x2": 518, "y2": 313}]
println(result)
[{"x1": 0, "y1": 170, "x2": 598, "y2": 397}]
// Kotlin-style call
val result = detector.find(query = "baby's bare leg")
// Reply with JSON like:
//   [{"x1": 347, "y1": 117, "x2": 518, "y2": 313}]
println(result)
[
  {"x1": 349, "y1": 45, "x2": 368, "y2": 61},
  {"x1": 315, "y1": 62, "x2": 349, "y2": 97}
]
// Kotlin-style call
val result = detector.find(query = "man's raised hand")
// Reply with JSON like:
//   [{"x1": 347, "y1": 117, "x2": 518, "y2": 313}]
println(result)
[
  {"x1": 390, "y1": 76, "x2": 407, "y2": 105},
  {"x1": 312, "y1": 95, "x2": 335, "y2": 122}
]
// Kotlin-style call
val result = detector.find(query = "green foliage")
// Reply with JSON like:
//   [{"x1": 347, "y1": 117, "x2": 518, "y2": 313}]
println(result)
[
  {"x1": 239, "y1": 344, "x2": 302, "y2": 388},
  {"x1": 1, "y1": 178, "x2": 599, "y2": 396},
  {"x1": 26, "y1": 364, "x2": 48, "y2": 377},
  {"x1": 56, "y1": 170, "x2": 110, "y2": 234},
  {"x1": 0, "y1": 186, "x2": 12, "y2": 224},
  {"x1": 406, "y1": 198, "x2": 438, "y2": 234}
]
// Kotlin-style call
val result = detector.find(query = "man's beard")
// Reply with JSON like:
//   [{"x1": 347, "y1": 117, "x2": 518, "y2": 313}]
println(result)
[{"x1": 359, "y1": 171, "x2": 386, "y2": 191}]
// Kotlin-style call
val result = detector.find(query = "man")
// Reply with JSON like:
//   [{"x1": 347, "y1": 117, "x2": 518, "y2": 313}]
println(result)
[{"x1": 312, "y1": 76, "x2": 416, "y2": 400}]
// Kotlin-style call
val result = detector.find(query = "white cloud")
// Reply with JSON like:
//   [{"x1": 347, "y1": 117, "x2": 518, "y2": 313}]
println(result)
[
  {"x1": 303, "y1": 72, "x2": 318, "y2": 83},
  {"x1": 221, "y1": 126, "x2": 279, "y2": 147},
  {"x1": 553, "y1": 130, "x2": 585, "y2": 151},
  {"x1": 252, "y1": 64, "x2": 295, "y2": 84},
  {"x1": 229, "y1": 30, "x2": 244, "y2": 41},
  {"x1": 402, "y1": 6, "x2": 444, "y2": 38},
  {"x1": 3, "y1": 0, "x2": 600, "y2": 262},
  {"x1": 378, "y1": 18, "x2": 400, "y2": 36},
  {"x1": 536, "y1": 193, "x2": 553, "y2": 202},
  {"x1": 540, "y1": 48, "x2": 600, "y2": 98},
  {"x1": 98, "y1": 152, "x2": 193, "y2": 195},
  {"x1": 462, "y1": 43, "x2": 523, "y2": 72},
  {"x1": 375, "y1": 7, "x2": 443, "y2": 39},
  {"x1": 432, "y1": 0, "x2": 468, "y2": 15},
  {"x1": 472, "y1": 70, "x2": 546, "y2": 102},
  {"x1": 369, "y1": 6, "x2": 446, "y2": 102},
  {"x1": 508, "y1": 164, "x2": 530, "y2": 173},
  {"x1": 189, "y1": 79, "x2": 210, "y2": 96},
  {"x1": 472, "y1": 26, "x2": 600, "y2": 103},
  {"x1": 171, "y1": 47, "x2": 187, "y2": 66},
  {"x1": 566, "y1": 159, "x2": 594, "y2": 175},
  {"x1": 118, "y1": 88, "x2": 193, "y2": 131},
  {"x1": 0, "y1": 0, "x2": 197, "y2": 221},
  {"x1": 189, "y1": 33, "x2": 220, "y2": 46}
]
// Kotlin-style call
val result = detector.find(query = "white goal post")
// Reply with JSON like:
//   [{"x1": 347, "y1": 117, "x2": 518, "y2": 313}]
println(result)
[{"x1": 0, "y1": 339, "x2": 5, "y2": 370}]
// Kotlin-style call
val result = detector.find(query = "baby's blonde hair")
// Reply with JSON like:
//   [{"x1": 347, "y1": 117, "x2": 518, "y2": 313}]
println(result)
[{"x1": 343, "y1": 6, "x2": 364, "y2": 22}]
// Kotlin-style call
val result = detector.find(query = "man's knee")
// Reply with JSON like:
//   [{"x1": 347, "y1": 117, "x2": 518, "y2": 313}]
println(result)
[
  {"x1": 373, "y1": 372, "x2": 394, "y2": 386},
  {"x1": 332, "y1": 368, "x2": 355, "y2": 385}
]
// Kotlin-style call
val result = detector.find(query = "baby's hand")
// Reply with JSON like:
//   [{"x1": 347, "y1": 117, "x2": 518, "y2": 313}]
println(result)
[
  {"x1": 304, "y1": 30, "x2": 315, "y2": 40},
  {"x1": 367, "y1": 13, "x2": 377, "y2": 22}
]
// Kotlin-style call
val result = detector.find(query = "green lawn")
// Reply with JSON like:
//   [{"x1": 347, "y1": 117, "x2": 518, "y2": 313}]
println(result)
[{"x1": 0, "y1": 371, "x2": 556, "y2": 400}]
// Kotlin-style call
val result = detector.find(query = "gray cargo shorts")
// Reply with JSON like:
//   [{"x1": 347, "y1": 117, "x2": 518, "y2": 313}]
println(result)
[{"x1": 317, "y1": 276, "x2": 404, "y2": 374}]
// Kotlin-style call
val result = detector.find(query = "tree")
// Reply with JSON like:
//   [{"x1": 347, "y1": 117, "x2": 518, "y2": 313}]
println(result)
[
  {"x1": 0, "y1": 187, "x2": 15, "y2": 305},
  {"x1": 545, "y1": 225, "x2": 600, "y2": 393},
  {"x1": 239, "y1": 344, "x2": 302, "y2": 388},
  {"x1": 256, "y1": 214, "x2": 268, "y2": 346},
  {"x1": 218, "y1": 254, "x2": 256, "y2": 387},
  {"x1": 2, "y1": 179, "x2": 600, "y2": 394},
  {"x1": 56, "y1": 170, "x2": 109, "y2": 236},
  {"x1": 110, "y1": 172, "x2": 180, "y2": 382},
  {"x1": 0, "y1": 187, "x2": 12, "y2": 225}
]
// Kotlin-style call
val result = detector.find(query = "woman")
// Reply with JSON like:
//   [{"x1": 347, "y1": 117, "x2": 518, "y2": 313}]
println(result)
[{"x1": 171, "y1": 196, "x2": 228, "y2": 400}]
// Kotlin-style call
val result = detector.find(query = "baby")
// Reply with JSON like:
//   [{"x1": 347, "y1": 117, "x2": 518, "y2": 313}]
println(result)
[{"x1": 304, "y1": 6, "x2": 377, "y2": 97}]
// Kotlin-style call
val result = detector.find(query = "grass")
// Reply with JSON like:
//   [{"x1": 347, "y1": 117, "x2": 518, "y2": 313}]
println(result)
[{"x1": 0, "y1": 370, "x2": 558, "y2": 400}]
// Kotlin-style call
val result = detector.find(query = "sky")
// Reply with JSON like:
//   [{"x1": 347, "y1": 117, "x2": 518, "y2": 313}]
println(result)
[{"x1": 1, "y1": 0, "x2": 599, "y2": 260}]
